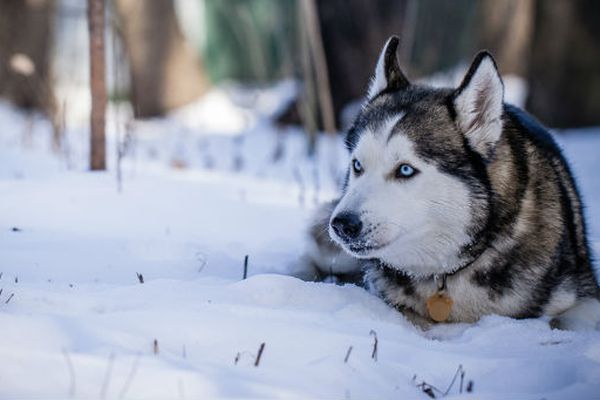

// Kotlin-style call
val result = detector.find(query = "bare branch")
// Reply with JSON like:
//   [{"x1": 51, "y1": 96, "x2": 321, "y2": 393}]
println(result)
[
  {"x1": 119, "y1": 352, "x2": 141, "y2": 400},
  {"x1": 100, "y1": 353, "x2": 115, "y2": 399},
  {"x1": 62, "y1": 349, "x2": 76, "y2": 398}
]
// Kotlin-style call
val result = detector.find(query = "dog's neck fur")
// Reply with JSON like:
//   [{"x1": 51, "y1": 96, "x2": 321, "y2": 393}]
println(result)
[{"x1": 376, "y1": 232, "x2": 490, "y2": 283}]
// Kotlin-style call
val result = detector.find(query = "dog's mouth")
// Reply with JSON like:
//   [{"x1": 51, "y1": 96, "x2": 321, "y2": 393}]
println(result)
[
  {"x1": 329, "y1": 220, "x2": 403, "y2": 258},
  {"x1": 342, "y1": 241, "x2": 387, "y2": 257}
]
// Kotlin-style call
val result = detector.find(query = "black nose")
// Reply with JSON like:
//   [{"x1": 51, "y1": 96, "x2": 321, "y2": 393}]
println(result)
[{"x1": 331, "y1": 212, "x2": 363, "y2": 240}]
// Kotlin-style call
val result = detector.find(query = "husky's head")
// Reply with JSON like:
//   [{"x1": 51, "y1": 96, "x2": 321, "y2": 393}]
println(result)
[{"x1": 329, "y1": 36, "x2": 504, "y2": 277}]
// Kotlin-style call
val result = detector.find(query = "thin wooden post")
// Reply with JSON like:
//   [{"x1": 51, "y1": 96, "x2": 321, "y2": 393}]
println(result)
[
  {"x1": 300, "y1": 0, "x2": 337, "y2": 134},
  {"x1": 88, "y1": 0, "x2": 106, "y2": 170}
]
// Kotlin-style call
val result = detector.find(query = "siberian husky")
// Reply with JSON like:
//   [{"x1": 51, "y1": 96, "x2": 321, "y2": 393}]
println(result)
[{"x1": 306, "y1": 36, "x2": 600, "y2": 330}]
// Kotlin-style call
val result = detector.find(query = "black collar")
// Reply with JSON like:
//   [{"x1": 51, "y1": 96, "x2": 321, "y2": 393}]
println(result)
[{"x1": 377, "y1": 236, "x2": 489, "y2": 286}]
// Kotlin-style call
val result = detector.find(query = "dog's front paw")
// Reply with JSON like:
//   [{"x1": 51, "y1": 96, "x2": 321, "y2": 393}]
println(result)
[{"x1": 550, "y1": 298, "x2": 600, "y2": 331}]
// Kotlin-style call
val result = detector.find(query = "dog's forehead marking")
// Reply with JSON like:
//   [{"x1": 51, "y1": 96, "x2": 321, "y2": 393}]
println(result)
[
  {"x1": 377, "y1": 111, "x2": 405, "y2": 139},
  {"x1": 354, "y1": 115, "x2": 423, "y2": 170},
  {"x1": 355, "y1": 111, "x2": 406, "y2": 150}
]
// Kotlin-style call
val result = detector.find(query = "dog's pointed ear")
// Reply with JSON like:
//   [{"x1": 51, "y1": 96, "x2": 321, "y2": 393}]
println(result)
[
  {"x1": 367, "y1": 36, "x2": 410, "y2": 101},
  {"x1": 452, "y1": 51, "x2": 504, "y2": 157}
]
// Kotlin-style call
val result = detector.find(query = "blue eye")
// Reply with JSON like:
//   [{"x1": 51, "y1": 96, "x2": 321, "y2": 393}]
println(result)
[
  {"x1": 352, "y1": 159, "x2": 363, "y2": 175},
  {"x1": 396, "y1": 163, "x2": 417, "y2": 178}
]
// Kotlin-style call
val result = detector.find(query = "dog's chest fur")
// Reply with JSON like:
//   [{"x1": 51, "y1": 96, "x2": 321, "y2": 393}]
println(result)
[{"x1": 365, "y1": 261, "x2": 578, "y2": 324}]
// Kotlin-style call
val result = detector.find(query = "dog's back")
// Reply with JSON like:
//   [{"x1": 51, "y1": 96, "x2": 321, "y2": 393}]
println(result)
[
  {"x1": 452, "y1": 103, "x2": 600, "y2": 320},
  {"x1": 501, "y1": 104, "x2": 597, "y2": 304}
]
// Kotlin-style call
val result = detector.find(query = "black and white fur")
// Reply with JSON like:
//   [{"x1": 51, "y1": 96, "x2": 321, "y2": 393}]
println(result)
[{"x1": 307, "y1": 36, "x2": 600, "y2": 330}]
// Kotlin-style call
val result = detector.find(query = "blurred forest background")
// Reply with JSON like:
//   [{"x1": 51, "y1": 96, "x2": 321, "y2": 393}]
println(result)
[{"x1": 1, "y1": 0, "x2": 599, "y2": 168}]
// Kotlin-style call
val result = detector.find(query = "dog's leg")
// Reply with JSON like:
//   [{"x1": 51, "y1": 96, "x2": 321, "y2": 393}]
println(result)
[
  {"x1": 302, "y1": 200, "x2": 363, "y2": 284},
  {"x1": 400, "y1": 307, "x2": 432, "y2": 330},
  {"x1": 551, "y1": 297, "x2": 600, "y2": 331}
]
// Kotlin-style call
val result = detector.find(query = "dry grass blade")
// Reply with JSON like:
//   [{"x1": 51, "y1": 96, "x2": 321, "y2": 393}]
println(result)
[
  {"x1": 344, "y1": 346, "x2": 353, "y2": 363},
  {"x1": 254, "y1": 343, "x2": 265, "y2": 367},
  {"x1": 369, "y1": 330, "x2": 378, "y2": 361},
  {"x1": 62, "y1": 349, "x2": 76, "y2": 398}
]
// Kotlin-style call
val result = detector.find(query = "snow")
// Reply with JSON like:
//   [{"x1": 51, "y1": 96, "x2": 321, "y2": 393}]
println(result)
[{"x1": 1, "y1": 84, "x2": 600, "y2": 400}]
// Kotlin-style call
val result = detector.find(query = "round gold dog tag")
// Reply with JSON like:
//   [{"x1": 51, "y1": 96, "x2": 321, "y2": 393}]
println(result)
[{"x1": 426, "y1": 293, "x2": 454, "y2": 322}]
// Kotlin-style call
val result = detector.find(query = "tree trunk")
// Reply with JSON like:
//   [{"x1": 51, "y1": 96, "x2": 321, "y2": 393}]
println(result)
[
  {"x1": 316, "y1": 0, "x2": 408, "y2": 126},
  {"x1": 0, "y1": 0, "x2": 57, "y2": 117},
  {"x1": 477, "y1": 0, "x2": 534, "y2": 76},
  {"x1": 408, "y1": 0, "x2": 477, "y2": 77},
  {"x1": 88, "y1": 0, "x2": 106, "y2": 170},
  {"x1": 526, "y1": 0, "x2": 600, "y2": 127},
  {"x1": 113, "y1": 0, "x2": 209, "y2": 118}
]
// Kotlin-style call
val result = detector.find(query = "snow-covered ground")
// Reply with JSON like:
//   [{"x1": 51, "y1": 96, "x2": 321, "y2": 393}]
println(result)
[{"x1": 1, "y1": 84, "x2": 600, "y2": 399}]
